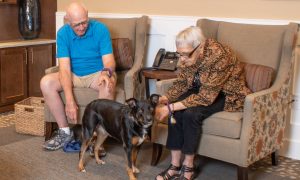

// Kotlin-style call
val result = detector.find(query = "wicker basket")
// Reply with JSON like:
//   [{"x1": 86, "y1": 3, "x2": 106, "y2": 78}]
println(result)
[{"x1": 14, "y1": 97, "x2": 45, "y2": 136}]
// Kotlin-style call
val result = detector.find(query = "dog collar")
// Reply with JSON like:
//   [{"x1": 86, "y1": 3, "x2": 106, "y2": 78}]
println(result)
[{"x1": 167, "y1": 102, "x2": 176, "y2": 124}]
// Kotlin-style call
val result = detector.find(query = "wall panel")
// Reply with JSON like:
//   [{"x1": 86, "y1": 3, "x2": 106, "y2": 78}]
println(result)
[{"x1": 57, "y1": 0, "x2": 300, "y2": 20}]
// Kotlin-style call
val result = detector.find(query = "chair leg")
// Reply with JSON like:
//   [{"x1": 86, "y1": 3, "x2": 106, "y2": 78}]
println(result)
[
  {"x1": 271, "y1": 150, "x2": 279, "y2": 166},
  {"x1": 151, "y1": 143, "x2": 163, "y2": 166},
  {"x1": 237, "y1": 166, "x2": 248, "y2": 180},
  {"x1": 45, "y1": 122, "x2": 57, "y2": 141}
]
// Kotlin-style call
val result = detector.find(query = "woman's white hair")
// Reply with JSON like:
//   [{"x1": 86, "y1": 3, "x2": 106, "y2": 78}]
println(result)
[{"x1": 176, "y1": 26, "x2": 206, "y2": 48}]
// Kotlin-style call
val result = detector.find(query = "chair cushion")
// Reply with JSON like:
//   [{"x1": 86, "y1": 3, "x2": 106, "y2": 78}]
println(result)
[
  {"x1": 203, "y1": 111, "x2": 243, "y2": 139},
  {"x1": 242, "y1": 63, "x2": 275, "y2": 92},
  {"x1": 112, "y1": 38, "x2": 134, "y2": 71},
  {"x1": 158, "y1": 111, "x2": 243, "y2": 139},
  {"x1": 59, "y1": 85, "x2": 125, "y2": 106}
]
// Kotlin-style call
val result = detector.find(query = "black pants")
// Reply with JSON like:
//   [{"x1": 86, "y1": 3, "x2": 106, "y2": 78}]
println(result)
[{"x1": 166, "y1": 89, "x2": 225, "y2": 154}]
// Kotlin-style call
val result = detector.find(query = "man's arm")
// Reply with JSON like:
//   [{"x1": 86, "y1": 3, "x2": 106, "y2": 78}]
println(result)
[
  {"x1": 102, "y1": 53, "x2": 116, "y2": 73},
  {"x1": 99, "y1": 53, "x2": 116, "y2": 84},
  {"x1": 97, "y1": 53, "x2": 117, "y2": 100},
  {"x1": 59, "y1": 57, "x2": 78, "y2": 122}
]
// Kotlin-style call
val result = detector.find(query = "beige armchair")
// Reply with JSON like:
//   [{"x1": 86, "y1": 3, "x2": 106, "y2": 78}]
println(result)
[
  {"x1": 151, "y1": 19, "x2": 298, "y2": 180},
  {"x1": 44, "y1": 16, "x2": 149, "y2": 140}
]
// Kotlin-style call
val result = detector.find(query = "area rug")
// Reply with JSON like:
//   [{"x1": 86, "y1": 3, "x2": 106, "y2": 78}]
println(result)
[
  {"x1": 0, "y1": 137, "x2": 164, "y2": 180},
  {"x1": 0, "y1": 112, "x2": 299, "y2": 180},
  {"x1": 0, "y1": 111, "x2": 15, "y2": 128},
  {"x1": 0, "y1": 125, "x2": 33, "y2": 146},
  {"x1": 0, "y1": 135, "x2": 299, "y2": 180}
]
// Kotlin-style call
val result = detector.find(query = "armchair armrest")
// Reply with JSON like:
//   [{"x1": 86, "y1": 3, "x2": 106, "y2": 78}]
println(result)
[
  {"x1": 239, "y1": 69, "x2": 292, "y2": 166},
  {"x1": 124, "y1": 16, "x2": 148, "y2": 99},
  {"x1": 45, "y1": 66, "x2": 59, "y2": 74}
]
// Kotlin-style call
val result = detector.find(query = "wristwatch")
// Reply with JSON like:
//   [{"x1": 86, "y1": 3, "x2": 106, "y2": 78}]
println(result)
[{"x1": 102, "y1": 68, "x2": 113, "y2": 78}]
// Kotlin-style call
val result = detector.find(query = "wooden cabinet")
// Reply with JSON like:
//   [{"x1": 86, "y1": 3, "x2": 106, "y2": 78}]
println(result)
[
  {"x1": 0, "y1": 0, "x2": 17, "y2": 4},
  {"x1": 28, "y1": 45, "x2": 54, "y2": 97},
  {"x1": 0, "y1": 42, "x2": 55, "y2": 112},
  {"x1": 0, "y1": 47, "x2": 27, "y2": 105}
]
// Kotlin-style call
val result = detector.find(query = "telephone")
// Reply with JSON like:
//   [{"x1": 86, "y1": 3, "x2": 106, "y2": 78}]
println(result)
[{"x1": 152, "y1": 48, "x2": 179, "y2": 71}]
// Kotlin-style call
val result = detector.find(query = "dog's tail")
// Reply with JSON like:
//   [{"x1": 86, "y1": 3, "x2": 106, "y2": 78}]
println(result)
[
  {"x1": 82, "y1": 110, "x2": 102, "y2": 140},
  {"x1": 71, "y1": 124, "x2": 83, "y2": 142}
]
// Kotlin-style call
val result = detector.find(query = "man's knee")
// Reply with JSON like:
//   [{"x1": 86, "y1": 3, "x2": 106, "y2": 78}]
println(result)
[
  {"x1": 40, "y1": 75, "x2": 49, "y2": 91},
  {"x1": 40, "y1": 74, "x2": 60, "y2": 92}
]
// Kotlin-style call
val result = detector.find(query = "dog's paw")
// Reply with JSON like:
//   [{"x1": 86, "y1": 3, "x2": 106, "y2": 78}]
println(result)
[
  {"x1": 132, "y1": 166, "x2": 140, "y2": 174},
  {"x1": 96, "y1": 159, "x2": 106, "y2": 165},
  {"x1": 129, "y1": 176, "x2": 137, "y2": 180},
  {"x1": 78, "y1": 164, "x2": 86, "y2": 173},
  {"x1": 79, "y1": 168, "x2": 86, "y2": 173}
]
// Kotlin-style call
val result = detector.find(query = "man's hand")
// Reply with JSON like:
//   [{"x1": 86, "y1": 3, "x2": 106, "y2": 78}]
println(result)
[
  {"x1": 98, "y1": 72, "x2": 115, "y2": 93},
  {"x1": 65, "y1": 101, "x2": 78, "y2": 123}
]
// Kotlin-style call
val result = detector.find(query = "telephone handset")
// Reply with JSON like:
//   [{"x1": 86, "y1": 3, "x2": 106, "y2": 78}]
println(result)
[{"x1": 152, "y1": 48, "x2": 179, "y2": 71}]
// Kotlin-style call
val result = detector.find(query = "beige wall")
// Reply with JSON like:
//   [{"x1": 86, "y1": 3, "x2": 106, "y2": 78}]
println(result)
[{"x1": 58, "y1": 0, "x2": 300, "y2": 20}]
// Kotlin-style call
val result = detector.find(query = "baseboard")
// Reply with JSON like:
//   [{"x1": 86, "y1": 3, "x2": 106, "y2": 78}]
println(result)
[
  {"x1": 0, "y1": 104, "x2": 14, "y2": 113},
  {"x1": 279, "y1": 139, "x2": 300, "y2": 160}
]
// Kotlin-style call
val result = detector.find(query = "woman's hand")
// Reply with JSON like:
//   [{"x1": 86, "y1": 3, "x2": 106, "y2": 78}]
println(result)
[
  {"x1": 159, "y1": 95, "x2": 169, "y2": 105},
  {"x1": 155, "y1": 104, "x2": 169, "y2": 122}
]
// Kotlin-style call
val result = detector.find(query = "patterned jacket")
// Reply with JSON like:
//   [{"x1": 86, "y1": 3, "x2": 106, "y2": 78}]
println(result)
[{"x1": 166, "y1": 39, "x2": 252, "y2": 112}]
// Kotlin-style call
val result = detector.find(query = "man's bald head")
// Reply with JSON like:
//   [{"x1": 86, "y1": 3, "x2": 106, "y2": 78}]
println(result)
[
  {"x1": 65, "y1": 2, "x2": 88, "y2": 23},
  {"x1": 65, "y1": 2, "x2": 89, "y2": 37}
]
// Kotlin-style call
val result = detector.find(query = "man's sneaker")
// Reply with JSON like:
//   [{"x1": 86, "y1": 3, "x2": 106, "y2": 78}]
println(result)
[{"x1": 43, "y1": 129, "x2": 73, "y2": 151}]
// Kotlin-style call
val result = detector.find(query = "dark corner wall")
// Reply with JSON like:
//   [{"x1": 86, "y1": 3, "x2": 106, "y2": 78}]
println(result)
[{"x1": 0, "y1": 0, "x2": 57, "y2": 41}]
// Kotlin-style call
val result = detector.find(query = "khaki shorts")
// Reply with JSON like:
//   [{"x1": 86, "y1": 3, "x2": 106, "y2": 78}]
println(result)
[{"x1": 72, "y1": 71, "x2": 100, "y2": 88}]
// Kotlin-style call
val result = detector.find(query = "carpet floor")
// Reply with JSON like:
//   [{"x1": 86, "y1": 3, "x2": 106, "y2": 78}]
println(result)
[{"x1": 0, "y1": 113, "x2": 299, "y2": 180}]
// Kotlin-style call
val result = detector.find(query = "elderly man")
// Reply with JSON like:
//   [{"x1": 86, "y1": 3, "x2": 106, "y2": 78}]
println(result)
[{"x1": 40, "y1": 2, "x2": 116, "y2": 151}]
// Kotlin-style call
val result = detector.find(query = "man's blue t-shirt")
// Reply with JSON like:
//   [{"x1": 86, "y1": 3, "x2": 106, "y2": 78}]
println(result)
[{"x1": 56, "y1": 20, "x2": 113, "y2": 76}]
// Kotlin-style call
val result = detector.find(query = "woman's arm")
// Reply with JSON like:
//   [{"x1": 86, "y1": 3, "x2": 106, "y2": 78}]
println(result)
[
  {"x1": 155, "y1": 101, "x2": 187, "y2": 122},
  {"x1": 165, "y1": 72, "x2": 189, "y2": 102}
]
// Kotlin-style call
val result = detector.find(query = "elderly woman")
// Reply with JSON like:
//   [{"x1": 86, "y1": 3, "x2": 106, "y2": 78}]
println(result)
[{"x1": 155, "y1": 26, "x2": 251, "y2": 180}]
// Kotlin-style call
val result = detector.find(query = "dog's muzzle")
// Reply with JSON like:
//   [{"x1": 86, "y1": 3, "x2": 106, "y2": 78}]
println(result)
[{"x1": 141, "y1": 115, "x2": 153, "y2": 128}]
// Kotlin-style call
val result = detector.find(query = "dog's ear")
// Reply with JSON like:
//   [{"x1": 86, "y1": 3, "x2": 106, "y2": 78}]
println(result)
[
  {"x1": 150, "y1": 94, "x2": 160, "y2": 106},
  {"x1": 126, "y1": 98, "x2": 138, "y2": 110}
]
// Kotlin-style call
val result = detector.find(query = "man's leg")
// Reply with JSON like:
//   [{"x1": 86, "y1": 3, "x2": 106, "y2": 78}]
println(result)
[
  {"x1": 40, "y1": 72, "x2": 72, "y2": 150},
  {"x1": 40, "y1": 72, "x2": 66, "y2": 127}
]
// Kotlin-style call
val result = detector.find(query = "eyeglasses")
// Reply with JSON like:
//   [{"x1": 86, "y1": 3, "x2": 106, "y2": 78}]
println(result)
[
  {"x1": 176, "y1": 44, "x2": 200, "y2": 59},
  {"x1": 71, "y1": 20, "x2": 89, "y2": 28}
]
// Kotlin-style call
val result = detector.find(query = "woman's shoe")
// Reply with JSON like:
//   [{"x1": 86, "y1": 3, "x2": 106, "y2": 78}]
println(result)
[
  {"x1": 155, "y1": 164, "x2": 181, "y2": 180},
  {"x1": 178, "y1": 165, "x2": 195, "y2": 180}
]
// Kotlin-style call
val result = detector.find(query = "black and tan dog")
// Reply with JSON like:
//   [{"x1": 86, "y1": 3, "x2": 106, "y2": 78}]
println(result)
[{"x1": 78, "y1": 94, "x2": 159, "y2": 180}]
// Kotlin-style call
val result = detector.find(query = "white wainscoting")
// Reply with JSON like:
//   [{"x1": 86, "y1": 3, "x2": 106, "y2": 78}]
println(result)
[{"x1": 56, "y1": 12, "x2": 300, "y2": 160}]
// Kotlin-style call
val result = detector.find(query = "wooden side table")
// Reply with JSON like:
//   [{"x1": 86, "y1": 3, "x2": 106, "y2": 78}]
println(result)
[{"x1": 141, "y1": 69, "x2": 178, "y2": 98}]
